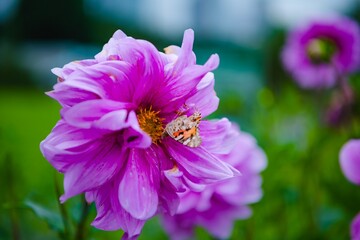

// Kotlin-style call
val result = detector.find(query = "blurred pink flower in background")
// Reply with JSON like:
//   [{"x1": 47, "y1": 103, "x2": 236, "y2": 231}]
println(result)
[
  {"x1": 282, "y1": 17, "x2": 360, "y2": 89},
  {"x1": 351, "y1": 213, "x2": 360, "y2": 240},
  {"x1": 162, "y1": 124, "x2": 267, "y2": 239},
  {"x1": 340, "y1": 139, "x2": 360, "y2": 240},
  {"x1": 340, "y1": 139, "x2": 360, "y2": 185}
]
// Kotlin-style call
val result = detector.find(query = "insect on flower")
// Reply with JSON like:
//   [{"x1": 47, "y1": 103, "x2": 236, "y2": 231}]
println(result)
[{"x1": 165, "y1": 111, "x2": 202, "y2": 147}]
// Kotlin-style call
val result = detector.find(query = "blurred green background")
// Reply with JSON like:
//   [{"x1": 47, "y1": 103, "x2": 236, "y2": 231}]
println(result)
[{"x1": 1, "y1": 0, "x2": 360, "y2": 239}]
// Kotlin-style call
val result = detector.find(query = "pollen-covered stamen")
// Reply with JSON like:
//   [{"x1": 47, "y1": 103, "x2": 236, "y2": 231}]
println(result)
[
  {"x1": 307, "y1": 37, "x2": 337, "y2": 64},
  {"x1": 137, "y1": 106, "x2": 164, "y2": 144}
]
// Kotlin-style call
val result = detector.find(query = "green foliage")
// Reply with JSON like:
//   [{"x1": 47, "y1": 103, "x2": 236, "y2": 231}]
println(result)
[{"x1": 24, "y1": 200, "x2": 63, "y2": 233}]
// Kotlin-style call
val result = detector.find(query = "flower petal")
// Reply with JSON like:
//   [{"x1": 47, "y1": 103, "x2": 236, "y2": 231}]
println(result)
[
  {"x1": 89, "y1": 182, "x2": 145, "y2": 239},
  {"x1": 153, "y1": 29, "x2": 219, "y2": 115},
  {"x1": 49, "y1": 60, "x2": 136, "y2": 108},
  {"x1": 92, "y1": 109, "x2": 129, "y2": 131},
  {"x1": 161, "y1": 212, "x2": 194, "y2": 240},
  {"x1": 51, "y1": 59, "x2": 97, "y2": 80},
  {"x1": 185, "y1": 72, "x2": 219, "y2": 117},
  {"x1": 159, "y1": 54, "x2": 220, "y2": 116},
  {"x1": 165, "y1": 139, "x2": 239, "y2": 186},
  {"x1": 176, "y1": 191, "x2": 202, "y2": 214},
  {"x1": 215, "y1": 175, "x2": 263, "y2": 206},
  {"x1": 158, "y1": 180, "x2": 180, "y2": 216},
  {"x1": 119, "y1": 149, "x2": 159, "y2": 220},
  {"x1": 121, "y1": 111, "x2": 152, "y2": 149},
  {"x1": 90, "y1": 110, "x2": 152, "y2": 149},
  {"x1": 59, "y1": 61, "x2": 134, "y2": 102},
  {"x1": 62, "y1": 99, "x2": 135, "y2": 129},
  {"x1": 200, "y1": 118, "x2": 237, "y2": 155},
  {"x1": 340, "y1": 139, "x2": 360, "y2": 185},
  {"x1": 95, "y1": 30, "x2": 128, "y2": 61},
  {"x1": 95, "y1": 30, "x2": 128, "y2": 62},
  {"x1": 47, "y1": 86, "x2": 99, "y2": 108},
  {"x1": 170, "y1": 29, "x2": 196, "y2": 76},
  {"x1": 95, "y1": 33, "x2": 166, "y2": 96},
  {"x1": 40, "y1": 120, "x2": 103, "y2": 172},
  {"x1": 163, "y1": 166, "x2": 185, "y2": 192},
  {"x1": 60, "y1": 141, "x2": 124, "y2": 202},
  {"x1": 351, "y1": 212, "x2": 360, "y2": 240},
  {"x1": 198, "y1": 205, "x2": 251, "y2": 239}
]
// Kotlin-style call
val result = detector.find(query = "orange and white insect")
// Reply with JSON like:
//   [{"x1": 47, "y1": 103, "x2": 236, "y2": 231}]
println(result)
[{"x1": 165, "y1": 111, "x2": 202, "y2": 147}]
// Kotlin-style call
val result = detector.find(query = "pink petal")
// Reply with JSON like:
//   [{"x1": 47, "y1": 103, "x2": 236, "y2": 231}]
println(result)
[
  {"x1": 158, "y1": 181, "x2": 180, "y2": 216},
  {"x1": 160, "y1": 54, "x2": 220, "y2": 115},
  {"x1": 60, "y1": 61, "x2": 134, "y2": 102},
  {"x1": 351, "y1": 212, "x2": 360, "y2": 240},
  {"x1": 90, "y1": 182, "x2": 145, "y2": 238},
  {"x1": 165, "y1": 139, "x2": 239, "y2": 185},
  {"x1": 200, "y1": 118, "x2": 237, "y2": 155},
  {"x1": 340, "y1": 139, "x2": 360, "y2": 185},
  {"x1": 97, "y1": 35, "x2": 167, "y2": 107},
  {"x1": 199, "y1": 205, "x2": 251, "y2": 239},
  {"x1": 121, "y1": 111, "x2": 152, "y2": 149},
  {"x1": 163, "y1": 167, "x2": 185, "y2": 192},
  {"x1": 63, "y1": 99, "x2": 135, "y2": 129},
  {"x1": 51, "y1": 59, "x2": 97, "y2": 79},
  {"x1": 92, "y1": 109, "x2": 129, "y2": 131},
  {"x1": 176, "y1": 191, "x2": 202, "y2": 214},
  {"x1": 161, "y1": 213, "x2": 194, "y2": 240},
  {"x1": 91, "y1": 110, "x2": 152, "y2": 149},
  {"x1": 60, "y1": 142, "x2": 124, "y2": 202},
  {"x1": 119, "y1": 149, "x2": 159, "y2": 220},
  {"x1": 47, "y1": 86, "x2": 99, "y2": 107},
  {"x1": 40, "y1": 121, "x2": 102, "y2": 172},
  {"x1": 185, "y1": 72, "x2": 219, "y2": 117},
  {"x1": 96, "y1": 35, "x2": 165, "y2": 83},
  {"x1": 171, "y1": 29, "x2": 196, "y2": 76},
  {"x1": 112, "y1": 29, "x2": 127, "y2": 39}
]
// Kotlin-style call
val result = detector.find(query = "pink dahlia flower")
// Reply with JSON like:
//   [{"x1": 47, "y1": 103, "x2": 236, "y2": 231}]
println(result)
[
  {"x1": 40, "y1": 29, "x2": 239, "y2": 239},
  {"x1": 340, "y1": 139, "x2": 360, "y2": 240},
  {"x1": 340, "y1": 139, "x2": 360, "y2": 185},
  {"x1": 161, "y1": 124, "x2": 267, "y2": 239},
  {"x1": 352, "y1": 213, "x2": 360, "y2": 240},
  {"x1": 282, "y1": 17, "x2": 360, "y2": 89}
]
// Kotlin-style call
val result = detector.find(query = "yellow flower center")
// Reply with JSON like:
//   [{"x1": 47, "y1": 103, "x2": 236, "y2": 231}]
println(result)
[{"x1": 137, "y1": 106, "x2": 164, "y2": 144}]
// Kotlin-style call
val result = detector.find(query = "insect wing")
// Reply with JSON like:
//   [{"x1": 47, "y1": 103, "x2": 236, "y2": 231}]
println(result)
[{"x1": 165, "y1": 112, "x2": 201, "y2": 147}]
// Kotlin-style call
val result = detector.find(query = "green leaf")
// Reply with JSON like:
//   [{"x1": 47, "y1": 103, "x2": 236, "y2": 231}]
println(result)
[{"x1": 24, "y1": 200, "x2": 64, "y2": 233}]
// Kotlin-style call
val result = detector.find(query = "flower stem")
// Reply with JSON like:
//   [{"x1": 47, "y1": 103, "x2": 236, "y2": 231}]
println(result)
[
  {"x1": 339, "y1": 75, "x2": 354, "y2": 105},
  {"x1": 5, "y1": 154, "x2": 21, "y2": 240},
  {"x1": 54, "y1": 173, "x2": 71, "y2": 240},
  {"x1": 74, "y1": 196, "x2": 90, "y2": 240}
]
